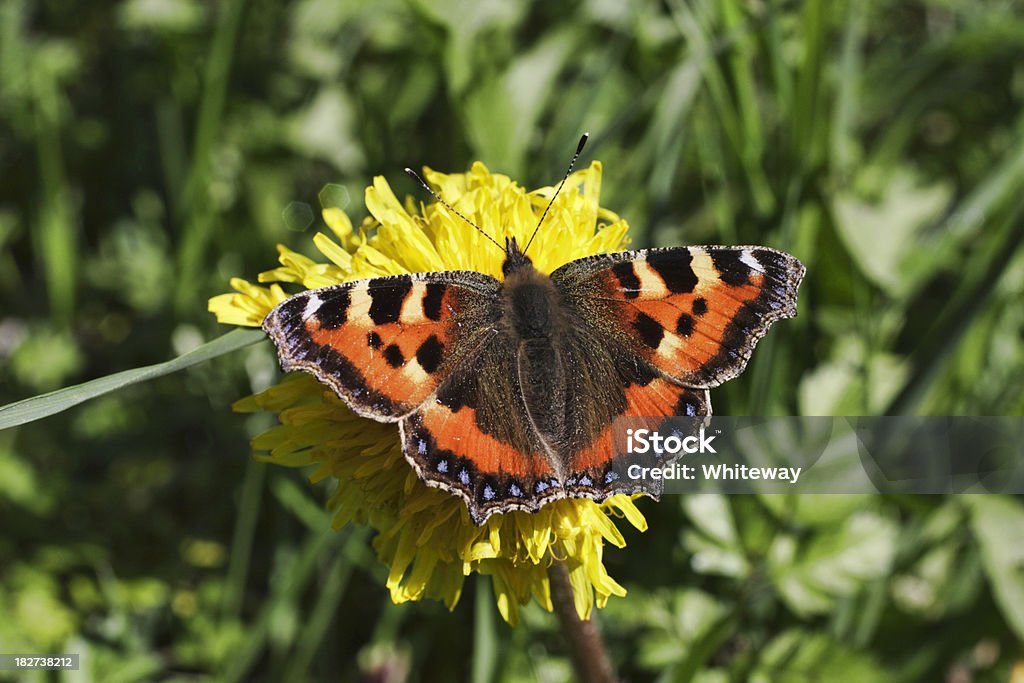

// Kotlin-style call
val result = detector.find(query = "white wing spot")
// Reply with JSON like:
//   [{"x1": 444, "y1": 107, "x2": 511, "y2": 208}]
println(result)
[
  {"x1": 303, "y1": 294, "x2": 323, "y2": 318},
  {"x1": 400, "y1": 281, "x2": 428, "y2": 323},
  {"x1": 689, "y1": 249, "x2": 716, "y2": 294},
  {"x1": 739, "y1": 249, "x2": 762, "y2": 273},
  {"x1": 632, "y1": 261, "x2": 665, "y2": 293}
]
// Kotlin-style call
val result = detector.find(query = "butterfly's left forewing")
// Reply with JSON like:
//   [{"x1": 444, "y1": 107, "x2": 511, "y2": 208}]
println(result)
[{"x1": 262, "y1": 271, "x2": 500, "y2": 420}]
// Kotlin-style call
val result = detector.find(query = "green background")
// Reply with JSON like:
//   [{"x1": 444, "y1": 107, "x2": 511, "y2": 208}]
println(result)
[{"x1": 2, "y1": 0, "x2": 1023, "y2": 680}]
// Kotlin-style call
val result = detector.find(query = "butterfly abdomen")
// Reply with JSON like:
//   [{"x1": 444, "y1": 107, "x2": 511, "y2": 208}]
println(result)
[{"x1": 499, "y1": 267, "x2": 573, "y2": 457}]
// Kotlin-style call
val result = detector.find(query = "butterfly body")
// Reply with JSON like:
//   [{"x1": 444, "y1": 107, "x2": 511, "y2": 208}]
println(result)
[{"x1": 264, "y1": 239, "x2": 805, "y2": 524}]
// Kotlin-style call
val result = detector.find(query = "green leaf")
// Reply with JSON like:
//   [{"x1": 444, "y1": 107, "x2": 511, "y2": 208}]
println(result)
[
  {"x1": 965, "y1": 495, "x2": 1024, "y2": 640},
  {"x1": 750, "y1": 629, "x2": 886, "y2": 683},
  {"x1": 636, "y1": 588, "x2": 727, "y2": 671},
  {"x1": 681, "y1": 495, "x2": 750, "y2": 579},
  {"x1": 769, "y1": 511, "x2": 896, "y2": 616},
  {"x1": 0, "y1": 328, "x2": 264, "y2": 430},
  {"x1": 834, "y1": 168, "x2": 952, "y2": 296}
]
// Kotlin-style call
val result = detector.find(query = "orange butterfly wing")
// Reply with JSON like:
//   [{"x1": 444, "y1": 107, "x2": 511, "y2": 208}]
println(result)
[
  {"x1": 263, "y1": 271, "x2": 559, "y2": 523},
  {"x1": 263, "y1": 272, "x2": 499, "y2": 420},
  {"x1": 552, "y1": 246, "x2": 804, "y2": 483},
  {"x1": 552, "y1": 246, "x2": 805, "y2": 388}
]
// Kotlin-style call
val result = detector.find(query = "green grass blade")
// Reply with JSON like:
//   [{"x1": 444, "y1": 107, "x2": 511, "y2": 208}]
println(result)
[
  {"x1": 792, "y1": 0, "x2": 826, "y2": 171},
  {"x1": 645, "y1": 60, "x2": 701, "y2": 205},
  {"x1": 719, "y1": 0, "x2": 772, "y2": 215},
  {"x1": 219, "y1": 528, "x2": 344, "y2": 683},
  {"x1": 272, "y1": 474, "x2": 333, "y2": 529},
  {"x1": 832, "y1": 0, "x2": 867, "y2": 174},
  {"x1": 886, "y1": 200, "x2": 1024, "y2": 415},
  {"x1": 221, "y1": 457, "x2": 267, "y2": 621},
  {"x1": 35, "y1": 91, "x2": 76, "y2": 324},
  {"x1": 174, "y1": 0, "x2": 249, "y2": 311},
  {"x1": 0, "y1": 328, "x2": 264, "y2": 430},
  {"x1": 278, "y1": 546, "x2": 361, "y2": 682},
  {"x1": 471, "y1": 578, "x2": 498, "y2": 683}
]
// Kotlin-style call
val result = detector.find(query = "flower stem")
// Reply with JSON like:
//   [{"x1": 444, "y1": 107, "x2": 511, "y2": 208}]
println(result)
[{"x1": 548, "y1": 562, "x2": 619, "y2": 683}]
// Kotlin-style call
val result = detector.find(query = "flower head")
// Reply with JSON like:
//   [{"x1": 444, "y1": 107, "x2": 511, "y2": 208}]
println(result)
[{"x1": 210, "y1": 161, "x2": 646, "y2": 623}]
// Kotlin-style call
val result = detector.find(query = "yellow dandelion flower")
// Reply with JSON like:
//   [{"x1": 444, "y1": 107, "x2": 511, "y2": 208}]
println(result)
[{"x1": 210, "y1": 160, "x2": 646, "y2": 624}]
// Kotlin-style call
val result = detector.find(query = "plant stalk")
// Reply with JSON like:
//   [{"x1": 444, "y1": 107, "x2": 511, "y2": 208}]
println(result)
[{"x1": 548, "y1": 562, "x2": 618, "y2": 683}]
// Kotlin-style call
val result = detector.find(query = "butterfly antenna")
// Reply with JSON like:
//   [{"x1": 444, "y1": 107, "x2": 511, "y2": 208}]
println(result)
[
  {"x1": 523, "y1": 133, "x2": 589, "y2": 255},
  {"x1": 404, "y1": 167, "x2": 505, "y2": 252}
]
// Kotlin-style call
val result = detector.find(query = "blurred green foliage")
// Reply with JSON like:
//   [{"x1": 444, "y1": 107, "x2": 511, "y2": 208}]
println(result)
[{"x1": 2, "y1": 0, "x2": 1023, "y2": 680}]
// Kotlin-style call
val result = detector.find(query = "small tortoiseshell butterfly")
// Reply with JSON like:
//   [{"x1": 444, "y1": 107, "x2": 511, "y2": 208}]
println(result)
[{"x1": 263, "y1": 136, "x2": 805, "y2": 524}]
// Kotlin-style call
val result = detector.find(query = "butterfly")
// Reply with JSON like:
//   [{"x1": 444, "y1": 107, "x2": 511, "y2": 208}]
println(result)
[{"x1": 262, "y1": 136, "x2": 806, "y2": 524}]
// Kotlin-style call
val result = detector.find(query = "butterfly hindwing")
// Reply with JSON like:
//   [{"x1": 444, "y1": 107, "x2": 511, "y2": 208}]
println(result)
[
  {"x1": 262, "y1": 271, "x2": 500, "y2": 420},
  {"x1": 400, "y1": 336, "x2": 563, "y2": 523},
  {"x1": 400, "y1": 340, "x2": 710, "y2": 523},
  {"x1": 565, "y1": 379, "x2": 711, "y2": 502},
  {"x1": 552, "y1": 246, "x2": 806, "y2": 388}
]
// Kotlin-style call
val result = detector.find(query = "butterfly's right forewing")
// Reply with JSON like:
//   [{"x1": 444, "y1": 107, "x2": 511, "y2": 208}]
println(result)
[
  {"x1": 550, "y1": 246, "x2": 803, "y2": 493},
  {"x1": 553, "y1": 246, "x2": 805, "y2": 389}
]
